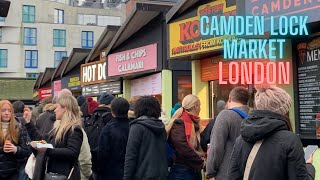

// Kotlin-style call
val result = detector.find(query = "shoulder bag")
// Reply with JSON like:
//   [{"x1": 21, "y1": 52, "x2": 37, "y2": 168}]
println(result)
[
  {"x1": 243, "y1": 140, "x2": 264, "y2": 180},
  {"x1": 44, "y1": 159, "x2": 74, "y2": 180}
]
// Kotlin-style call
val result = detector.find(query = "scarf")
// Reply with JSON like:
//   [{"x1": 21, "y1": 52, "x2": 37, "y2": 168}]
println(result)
[
  {"x1": 1, "y1": 122, "x2": 9, "y2": 135},
  {"x1": 180, "y1": 111, "x2": 201, "y2": 150}
]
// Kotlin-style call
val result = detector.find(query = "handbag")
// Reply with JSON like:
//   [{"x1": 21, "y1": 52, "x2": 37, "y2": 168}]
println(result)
[
  {"x1": 243, "y1": 140, "x2": 264, "y2": 180},
  {"x1": 44, "y1": 159, "x2": 74, "y2": 180}
]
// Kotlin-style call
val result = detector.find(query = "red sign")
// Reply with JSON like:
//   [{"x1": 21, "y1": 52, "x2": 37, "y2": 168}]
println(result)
[
  {"x1": 53, "y1": 80, "x2": 61, "y2": 96},
  {"x1": 39, "y1": 88, "x2": 52, "y2": 99},
  {"x1": 107, "y1": 44, "x2": 157, "y2": 77}
]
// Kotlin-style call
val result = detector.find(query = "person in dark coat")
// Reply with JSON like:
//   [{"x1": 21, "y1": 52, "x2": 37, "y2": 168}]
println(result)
[
  {"x1": 228, "y1": 86, "x2": 316, "y2": 180},
  {"x1": 24, "y1": 95, "x2": 83, "y2": 180},
  {"x1": 200, "y1": 100, "x2": 226, "y2": 152},
  {"x1": 97, "y1": 97, "x2": 130, "y2": 180},
  {"x1": 0, "y1": 100, "x2": 31, "y2": 180},
  {"x1": 12, "y1": 100, "x2": 27, "y2": 125},
  {"x1": 123, "y1": 96, "x2": 168, "y2": 180},
  {"x1": 35, "y1": 103, "x2": 56, "y2": 134}
]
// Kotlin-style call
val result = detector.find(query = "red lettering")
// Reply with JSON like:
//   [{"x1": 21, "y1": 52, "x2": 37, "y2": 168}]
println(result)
[
  {"x1": 271, "y1": 0, "x2": 280, "y2": 12},
  {"x1": 190, "y1": 20, "x2": 200, "y2": 39},
  {"x1": 180, "y1": 22, "x2": 191, "y2": 43},
  {"x1": 294, "y1": 0, "x2": 301, "y2": 6},
  {"x1": 252, "y1": 6, "x2": 259, "y2": 15},
  {"x1": 262, "y1": 4, "x2": 269, "y2": 15},
  {"x1": 283, "y1": 0, "x2": 291, "y2": 9}
]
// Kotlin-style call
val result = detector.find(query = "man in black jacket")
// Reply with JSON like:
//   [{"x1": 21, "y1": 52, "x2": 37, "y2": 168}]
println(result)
[
  {"x1": 97, "y1": 97, "x2": 130, "y2": 180},
  {"x1": 124, "y1": 96, "x2": 168, "y2": 180},
  {"x1": 89, "y1": 93, "x2": 114, "y2": 179}
]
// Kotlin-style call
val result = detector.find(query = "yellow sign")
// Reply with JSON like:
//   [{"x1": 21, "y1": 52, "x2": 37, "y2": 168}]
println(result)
[
  {"x1": 169, "y1": 1, "x2": 236, "y2": 58},
  {"x1": 68, "y1": 77, "x2": 80, "y2": 87}
]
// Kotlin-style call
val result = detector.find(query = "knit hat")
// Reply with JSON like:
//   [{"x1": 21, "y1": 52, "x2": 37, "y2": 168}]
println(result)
[
  {"x1": 255, "y1": 86, "x2": 292, "y2": 115},
  {"x1": 87, "y1": 97, "x2": 100, "y2": 114},
  {"x1": 77, "y1": 96, "x2": 86, "y2": 107},
  {"x1": 99, "y1": 93, "x2": 114, "y2": 105}
]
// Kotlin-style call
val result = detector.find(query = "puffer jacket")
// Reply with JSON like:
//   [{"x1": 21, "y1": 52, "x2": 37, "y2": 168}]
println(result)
[
  {"x1": 0, "y1": 125, "x2": 31, "y2": 179},
  {"x1": 228, "y1": 110, "x2": 316, "y2": 180}
]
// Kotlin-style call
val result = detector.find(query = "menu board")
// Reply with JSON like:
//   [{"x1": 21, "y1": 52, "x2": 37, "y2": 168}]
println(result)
[
  {"x1": 297, "y1": 36, "x2": 320, "y2": 139},
  {"x1": 131, "y1": 73, "x2": 162, "y2": 97},
  {"x1": 82, "y1": 81, "x2": 121, "y2": 96}
]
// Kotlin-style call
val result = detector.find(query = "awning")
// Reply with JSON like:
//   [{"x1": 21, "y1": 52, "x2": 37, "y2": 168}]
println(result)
[
  {"x1": 166, "y1": 0, "x2": 198, "y2": 23},
  {"x1": 51, "y1": 57, "x2": 68, "y2": 81},
  {"x1": 104, "y1": 2, "x2": 173, "y2": 55},
  {"x1": 0, "y1": 78, "x2": 36, "y2": 100},
  {"x1": 85, "y1": 25, "x2": 120, "y2": 63},
  {"x1": 39, "y1": 68, "x2": 56, "y2": 87},
  {"x1": 34, "y1": 72, "x2": 43, "y2": 90},
  {"x1": 61, "y1": 48, "x2": 91, "y2": 77}
]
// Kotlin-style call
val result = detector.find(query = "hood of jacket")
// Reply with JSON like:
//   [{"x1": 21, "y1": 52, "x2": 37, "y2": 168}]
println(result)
[
  {"x1": 43, "y1": 103, "x2": 57, "y2": 112},
  {"x1": 93, "y1": 106, "x2": 111, "y2": 114},
  {"x1": 241, "y1": 110, "x2": 290, "y2": 143},
  {"x1": 130, "y1": 117, "x2": 165, "y2": 135}
]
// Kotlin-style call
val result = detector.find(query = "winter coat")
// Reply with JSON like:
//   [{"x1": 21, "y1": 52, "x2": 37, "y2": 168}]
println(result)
[
  {"x1": 0, "y1": 125, "x2": 31, "y2": 179},
  {"x1": 123, "y1": 117, "x2": 168, "y2": 180},
  {"x1": 200, "y1": 118, "x2": 215, "y2": 152},
  {"x1": 97, "y1": 117, "x2": 129, "y2": 180},
  {"x1": 228, "y1": 110, "x2": 316, "y2": 180},
  {"x1": 169, "y1": 119, "x2": 203, "y2": 171},
  {"x1": 206, "y1": 106, "x2": 249, "y2": 179},
  {"x1": 35, "y1": 103, "x2": 56, "y2": 135},
  {"x1": 25, "y1": 122, "x2": 83, "y2": 180},
  {"x1": 91, "y1": 106, "x2": 113, "y2": 126},
  {"x1": 79, "y1": 129, "x2": 92, "y2": 180}
]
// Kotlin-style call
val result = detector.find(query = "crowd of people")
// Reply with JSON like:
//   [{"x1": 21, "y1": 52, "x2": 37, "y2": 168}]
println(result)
[{"x1": 0, "y1": 86, "x2": 317, "y2": 180}]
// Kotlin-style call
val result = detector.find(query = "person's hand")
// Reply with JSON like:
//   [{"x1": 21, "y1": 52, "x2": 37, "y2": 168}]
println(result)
[
  {"x1": 23, "y1": 107, "x2": 32, "y2": 123},
  {"x1": 3, "y1": 141, "x2": 17, "y2": 154},
  {"x1": 306, "y1": 153, "x2": 314, "y2": 164}
]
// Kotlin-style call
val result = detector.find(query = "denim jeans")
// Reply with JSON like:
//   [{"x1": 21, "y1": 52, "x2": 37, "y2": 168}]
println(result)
[
  {"x1": 169, "y1": 165, "x2": 202, "y2": 180},
  {"x1": 18, "y1": 163, "x2": 29, "y2": 180}
]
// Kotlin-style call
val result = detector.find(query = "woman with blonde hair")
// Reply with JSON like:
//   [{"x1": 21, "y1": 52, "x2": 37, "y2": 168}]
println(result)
[
  {"x1": 0, "y1": 100, "x2": 31, "y2": 180},
  {"x1": 24, "y1": 95, "x2": 83, "y2": 180},
  {"x1": 167, "y1": 94, "x2": 205, "y2": 180}
]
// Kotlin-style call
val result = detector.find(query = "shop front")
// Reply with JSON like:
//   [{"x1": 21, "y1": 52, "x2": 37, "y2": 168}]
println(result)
[
  {"x1": 236, "y1": 0, "x2": 320, "y2": 144},
  {"x1": 81, "y1": 60, "x2": 122, "y2": 98},
  {"x1": 51, "y1": 58, "x2": 68, "y2": 97},
  {"x1": 103, "y1": 2, "x2": 180, "y2": 120},
  {"x1": 60, "y1": 48, "x2": 91, "y2": 97},
  {"x1": 37, "y1": 68, "x2": 56, "y2": 100}
]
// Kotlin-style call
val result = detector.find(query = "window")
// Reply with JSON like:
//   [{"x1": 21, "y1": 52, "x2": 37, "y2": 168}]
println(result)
[
  {"x1": 25, "y1": 50, "x2": 38, "y2": 68},
  {"x1": 26, "y1": 73, "x2": 39, "y2": 78},
  {"x1": 54, "y1": 51, "x2": 67, "y2": 67},
  {"x1": 22, "y1": 5, "x2": 35, "y2": 23},
  {"x1": 97, "y1": 16, "x2": 121, "y2": 26},
  {"x1": 24, "y1": 28, "x2": 37, "y2": 45},
  {"x1": 78, "y1": 14, "x2": 96, "y2": 25},
  {"x1": 54, "y1": 9, "x2": 64, "y2": 24},
  {"x1": 0, "y1": 49, "x2": 8, "y2": 67},
  {"x1": 0, "y1": 17, "x2": 5, "y2": 22},
  {"x1": 81, "y1": 31, "x2": 94, "y2": 48},
  {"x1": 53, "y1": 29, "x2": 66, "y2": 47}
]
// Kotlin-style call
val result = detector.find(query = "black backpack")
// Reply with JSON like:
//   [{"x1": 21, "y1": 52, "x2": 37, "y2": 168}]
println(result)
[{"x1": 84, "y1": 111, "x2": 110, "y2": 150}]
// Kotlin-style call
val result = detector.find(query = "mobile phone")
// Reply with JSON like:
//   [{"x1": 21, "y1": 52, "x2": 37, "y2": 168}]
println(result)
[{"x1": 304, "y1": 145, "x2": 318, "y2": 162}]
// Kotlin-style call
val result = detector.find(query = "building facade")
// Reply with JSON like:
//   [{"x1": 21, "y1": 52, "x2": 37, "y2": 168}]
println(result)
[{"x1": 0, "y1": 0, "x2": 122, "y2": 78}]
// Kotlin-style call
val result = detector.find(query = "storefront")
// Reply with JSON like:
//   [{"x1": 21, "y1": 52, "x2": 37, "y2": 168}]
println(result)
[
  {"x1": 37, "y1": 68, "x2": 56, "y2": 100},
  {"x1": 167, "y1": 0, "x2": 239, "y2": 119},
  {"x1": 103, "y1": 2, "x2": 190, "y2": 120},
  {"x1": 236, "y1": 0, "x2": 320, "y2": 143},
  {"x1": 51, "y1": 58, "x2": 68, "y2": 97},
  {"x1": 60, "y1": 48, "x2": 91, "y2": 97},
  {"x1": 81, "y1": 60, "x2": 122, "y2": 98}
]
